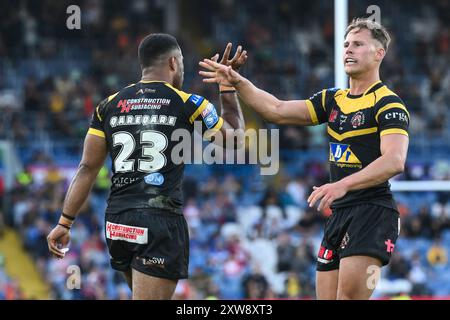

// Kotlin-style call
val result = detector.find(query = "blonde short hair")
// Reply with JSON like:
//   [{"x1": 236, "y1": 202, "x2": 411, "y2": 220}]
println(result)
[{"x1": 345, "y1": 17, "x2": 391, "y2": 52}]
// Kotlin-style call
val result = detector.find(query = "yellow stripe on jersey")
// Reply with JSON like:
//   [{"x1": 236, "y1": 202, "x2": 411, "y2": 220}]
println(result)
[
  {"x1": 189, "y1": 99, "x2": 210, "y2": 124},
  {"x1": 139, "y1": 81, "x2": 190, "y2": 102},
  {"x1": 96, "y1": 106, "x2": 102, "y2": 121},
  {"x1": 373, "y1": 86, "x2": 398, "y2": 103},
  {"x1": 305, "y1": 100, "x2": 319, "y2": 125},
  {"x1": 107, "y1": 92, "x2": 119, "y2": 102},
  {"x1": 380, "y1": 128, "x2": 409, "y2": 137},
  {"x1": 335, "y1": 94, "x2": 375, "y2": 114},
  {"x1": 96, "y1": 91, "x2": 120, "y2": 121},
  {"x1": 375, "y1": 103, "x2": 410, "y2": 123},
  {"x1": 363, "y1": 80, "x2": 382, "y2": 95},
  {"x1": 88, "y1": 128, "x2": 105, "y2": 138},
  {"x1": 204, "y1": 118, "x2": 224, "y2": 140},
  {"x1": 321, "y1": 89, "x2": 327, "y2": 111},
  {"x1": 327, "y1": 126, "x2": 378, "y2": 141},
  {"x1": 164, "y1": 83, "x2": 190, "y2": 103}
]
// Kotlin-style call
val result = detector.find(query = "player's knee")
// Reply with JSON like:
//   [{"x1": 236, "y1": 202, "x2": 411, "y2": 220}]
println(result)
[
  {"x1": 337, "y1": 280, "x2": 373, "y2": 300},
  {"x1": 336, "y1": 290, "x2": 356, "y2": 300}
]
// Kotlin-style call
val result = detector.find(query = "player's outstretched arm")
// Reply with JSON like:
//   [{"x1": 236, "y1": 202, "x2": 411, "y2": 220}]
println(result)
[
  {"x1": 47, "y1": 134, "x2": 107, "y2": 259},
  {"x1": 204, "y1": 43, "x2": 246, "y2": 148},
  {"x1": 199, "y1": 58, "x2": 314, "y2": 126}
]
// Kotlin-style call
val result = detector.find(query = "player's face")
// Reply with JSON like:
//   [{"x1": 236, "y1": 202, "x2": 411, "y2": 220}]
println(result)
[
  {"x1": 173, "y1": 49, "x2": 184, "y2": 89},
  {"x1": 343, "y1": 28, "x2": 383, "y2": 77}
]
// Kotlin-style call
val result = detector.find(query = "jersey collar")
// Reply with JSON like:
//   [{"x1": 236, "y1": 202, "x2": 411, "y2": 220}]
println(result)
[
  {"x1": 346, "y1": 80, "x2": 384, "y2": 99},
  {"x1": 139, "y1": 80, "x2": 169, "y2": 84}
]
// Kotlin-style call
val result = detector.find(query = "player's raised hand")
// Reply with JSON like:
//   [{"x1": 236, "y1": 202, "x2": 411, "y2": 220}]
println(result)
[
  {"x1": 199, "y1": 59, "x2": 242, "y2": 87},
  {"x1": 47, "y1": 224, "x2": 71, "y2": 259},
  {"x1": 211, "y1": 43, "x2": 248, "y2": 71}
]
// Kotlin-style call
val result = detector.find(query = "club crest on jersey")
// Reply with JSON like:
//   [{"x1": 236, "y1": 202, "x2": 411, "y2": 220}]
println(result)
[
  {"x1": 351, "y1": 111, "x2": 365, "y2": 128},
  {"x1": 202, "y1": 103, "x2": 219, "y2": 129},
  {"x1": 144, "y1": 172, "x2": 164, "y2": 186},
  {"x1": 329, "y1": 109, "x2": 338, "y2": 123},
  {"x1": 329, "y1": 142, "x2": 361, "y2": 167}
]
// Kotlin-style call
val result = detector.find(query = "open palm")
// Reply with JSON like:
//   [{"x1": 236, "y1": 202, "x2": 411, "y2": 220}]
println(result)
[{"x1": 199, "y1": 59, "x2": 242, "y2": 87}]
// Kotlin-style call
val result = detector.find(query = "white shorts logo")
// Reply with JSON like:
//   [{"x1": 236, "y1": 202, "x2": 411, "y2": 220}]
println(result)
[{"x1": 106, "y1": 222, "x2": 148, "y2": 244}]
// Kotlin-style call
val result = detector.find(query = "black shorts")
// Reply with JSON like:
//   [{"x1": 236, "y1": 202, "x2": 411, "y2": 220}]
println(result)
[
  {"x1": 105, "y1": 209, "x2": 189, "y2": 280},
  {"x1": 316, "y1": 203, "x2": 400, "y2": 272}
]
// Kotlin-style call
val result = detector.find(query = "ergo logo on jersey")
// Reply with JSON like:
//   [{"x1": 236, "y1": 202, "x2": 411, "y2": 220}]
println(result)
[{"x1": 385, "y1": 111, "x2": 408, "y2": 123}]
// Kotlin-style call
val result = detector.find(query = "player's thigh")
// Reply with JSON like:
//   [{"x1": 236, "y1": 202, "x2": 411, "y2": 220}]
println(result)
[
  {"x1": 122, "y1": 269, "x2": 132, "y2": 290},
  {"x1": 132, "y1": 268, "x2": 177, "y2": 300},
  {"x1": 337, "y1": 255, "x2": 381, "y2": 300},
  {"x1": 316, "y1": 270, "x2": 339, "y2": 300}
]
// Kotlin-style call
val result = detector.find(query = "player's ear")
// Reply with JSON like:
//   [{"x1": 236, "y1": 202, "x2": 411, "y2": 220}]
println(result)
[
  {"x1": 169, "y1": 56, "x2": 177, "y2": 71},
  {"x1": 375, "y1": 47, "x2": 385, "y2": 62}
]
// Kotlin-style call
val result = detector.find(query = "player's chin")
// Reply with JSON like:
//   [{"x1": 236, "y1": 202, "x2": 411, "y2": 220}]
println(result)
[{"x1": 344, "y1": 66, "x2": 362, "y2": 77}]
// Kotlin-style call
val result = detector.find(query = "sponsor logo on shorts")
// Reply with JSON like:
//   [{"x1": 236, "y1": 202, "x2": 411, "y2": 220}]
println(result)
[
  {"x1": 340, "y1": 233, "x2": 350, "y2": 249},
  {"x1": 137, "y1": 256, "x2": 166, "y2": 268},
  {"x1": 106, "y1": 222, "x2": 148, "y2": 244},
  {"x1": 385, "y1": 239, "x2": 395, "y2": 253},
  {"x1": 317, "y1": 245, "x2": 334, "y2": 264}
]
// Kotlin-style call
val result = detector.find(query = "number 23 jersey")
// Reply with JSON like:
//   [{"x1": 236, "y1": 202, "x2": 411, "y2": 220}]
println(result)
[{"x1": 89, "y1": 81, "x2": 223, "y2": 214}]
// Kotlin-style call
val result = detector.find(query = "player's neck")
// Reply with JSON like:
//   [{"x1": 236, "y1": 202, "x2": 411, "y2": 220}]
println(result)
[
  {"x1": 349, "y1": 73, "x2": 380, "y2": 96},
  {"x1": 141, "y1": 70, "x2": 173, "y2": 85}
]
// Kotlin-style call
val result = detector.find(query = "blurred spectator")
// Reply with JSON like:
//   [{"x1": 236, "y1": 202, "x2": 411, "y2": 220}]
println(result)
[
  {"x1": 427, "y1": 239, "x2": 448, "y2": 266},
  {"x1": 242, "y1": 264, "x2": 269, "y2": 299},
  {"x1": 276, "y1": 232, "x2": 296, "y2": 272},
  {"x1": 408, "y1": 252, "x2": 430, "y2": 296}
]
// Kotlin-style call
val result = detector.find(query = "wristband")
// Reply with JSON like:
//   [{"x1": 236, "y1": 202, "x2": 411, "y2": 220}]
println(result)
[
  {"x1": 58, "y1": 223, "x2": 71, "y2": 230},
  {"x1": 219, "y1": 85, "x2": 235, "y2": 92},
  {"x1": 59, "y1": 214, "x2": 75, "y2": 228},
  {"x1": 219, "y1": 90, "x2": 236, "y2": 94}
]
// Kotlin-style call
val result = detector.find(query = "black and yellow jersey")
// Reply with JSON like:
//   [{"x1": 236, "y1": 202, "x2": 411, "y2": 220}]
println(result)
[
  {"x1": 89, "y1": 80, "x2": 223, "y2": 215},
  {"x1": 306, "y1": 81, "x2": 409, "y2": 210}
]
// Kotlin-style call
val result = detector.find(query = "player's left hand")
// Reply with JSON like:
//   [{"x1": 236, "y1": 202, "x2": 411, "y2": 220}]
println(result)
[
  {"x1": 307, "y1": 182, "x2": 349, "y2": 212},
  {"x1": 47, "y1": 224, "x2": 71, "y2": 259},
  {"x1": 210, "y1": 42, "x2": 248, "y2": 71}
]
